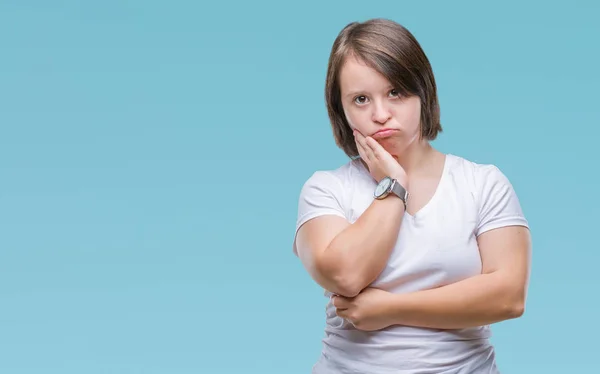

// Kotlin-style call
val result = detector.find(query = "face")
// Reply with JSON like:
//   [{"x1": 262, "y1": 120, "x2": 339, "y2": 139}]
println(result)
[{"x1": 339, "y1": 56, "x2": 422, "y2": 157}]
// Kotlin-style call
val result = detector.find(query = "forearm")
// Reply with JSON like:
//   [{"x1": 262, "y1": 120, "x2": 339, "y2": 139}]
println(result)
[
  {"x1": 386, "y1": 271, "x2": 525, "y2": 329},
  {"x1": 319, "y1": 196, "x2": 405, "y2": 296}
]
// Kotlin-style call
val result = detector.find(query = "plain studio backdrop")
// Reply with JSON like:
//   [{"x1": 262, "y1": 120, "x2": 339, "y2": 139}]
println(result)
[{"x1": 1, "y1": 1, "x2": 598, "y2": 373}]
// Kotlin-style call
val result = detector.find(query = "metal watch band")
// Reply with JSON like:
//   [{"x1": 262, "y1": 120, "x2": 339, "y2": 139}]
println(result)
[{"x1": 390, "y1": 179, "x2": 408, "y2": 208}]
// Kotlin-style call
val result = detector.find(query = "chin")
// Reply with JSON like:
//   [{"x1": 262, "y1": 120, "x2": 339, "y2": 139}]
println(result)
[{"x1": 378, "y1": 136, "x2": 407, "y2": 154}]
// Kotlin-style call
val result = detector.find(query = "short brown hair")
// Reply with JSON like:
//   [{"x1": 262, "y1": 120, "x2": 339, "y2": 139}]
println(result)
[{"x1": 325, "y1": 18, "x2": 442, "y2": 158}]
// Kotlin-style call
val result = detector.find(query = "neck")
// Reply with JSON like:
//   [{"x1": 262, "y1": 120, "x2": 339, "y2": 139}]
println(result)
[{"x1": 391, "y1": 139, "x2": 437, "y2": 175}]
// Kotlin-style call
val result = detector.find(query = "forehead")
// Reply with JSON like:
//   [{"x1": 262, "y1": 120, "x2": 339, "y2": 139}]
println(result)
[{"x1": 339, "y1": 56, "x2": 392, "y2": 94}]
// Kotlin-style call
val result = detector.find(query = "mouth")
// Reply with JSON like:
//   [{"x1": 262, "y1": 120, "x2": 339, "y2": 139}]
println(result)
[{"x1": 372, "y1": 128, "x2": 399, "y2": 139}]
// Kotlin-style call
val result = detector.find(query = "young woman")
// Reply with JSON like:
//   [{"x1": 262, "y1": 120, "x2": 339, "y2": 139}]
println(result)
[{"x1": 293, "y1": 18, "x2": 531, "y2": 373}]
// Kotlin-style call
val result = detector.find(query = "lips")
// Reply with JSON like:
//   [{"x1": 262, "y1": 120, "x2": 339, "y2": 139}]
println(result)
[{"x1": 372, "y1": 129, "x2": 399, "y2": 139}]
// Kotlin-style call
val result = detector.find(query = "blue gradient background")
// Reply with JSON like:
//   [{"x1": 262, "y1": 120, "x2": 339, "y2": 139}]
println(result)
[{"x1": 1, "y1": 1, "x2": 598, "y2": 373}]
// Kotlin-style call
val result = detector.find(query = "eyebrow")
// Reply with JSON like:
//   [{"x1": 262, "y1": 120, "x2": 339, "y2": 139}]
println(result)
[
  {"x1": 344, "y1": 90, "x2": 364, "y2": 99},
  {"x1": 344, "y1": 85, "x2": 395, "y2": 99}
]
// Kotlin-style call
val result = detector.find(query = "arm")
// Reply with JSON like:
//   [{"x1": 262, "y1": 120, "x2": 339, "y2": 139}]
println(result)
[
  {"x1": 295, "y1": 132, "x2": 408, "y2": 298},
  {"x1": 296, "y1": 196, "x2": 405, "y2": 298},
  {"x1": 385, "y1": 225, "x2": 531, "y2": 329},
  {"x1": 333, "y1": 164, "x2": 531, "y2": 330},
  {"x1": 333, "y1": 225, "x2": 531, "y2": 330}
]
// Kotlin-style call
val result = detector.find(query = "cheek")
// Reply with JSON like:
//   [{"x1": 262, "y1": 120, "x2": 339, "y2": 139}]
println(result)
[
  {"x1": 344, "y1": 109, "x2": 368, "y2": 132},
  {"x1": 395, "y1": 100, "x2": 421, "y2": 131},
  {"x1": 407, "y1": 111, "x2": 421, "y2": 132},
  {"x1": 410, "y1": 100, "x2": 422, "y2": 128},
  {"x1": 343, "y1": 107, "x2": 356, "y2": 128}
]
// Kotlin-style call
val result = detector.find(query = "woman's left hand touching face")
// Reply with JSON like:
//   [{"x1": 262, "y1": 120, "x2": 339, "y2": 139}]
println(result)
[{"x1": 332, "y1": 288, "x2": 396, "y2": 331}]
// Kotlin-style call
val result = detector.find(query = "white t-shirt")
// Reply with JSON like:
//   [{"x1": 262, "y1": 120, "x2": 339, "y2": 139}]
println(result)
[{"x1": 293, "y1": 153, "x2": 529, "y2": 374}]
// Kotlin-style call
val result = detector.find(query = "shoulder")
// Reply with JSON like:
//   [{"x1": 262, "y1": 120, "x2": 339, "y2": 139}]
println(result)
[
  {"x1": 293, "y1": 159, "x2": 364, "y2": 254},
  {"x1": 446, "y1": 154, "x2": 528, "y2": 234},
  {"x1": 444, "y1": 154, "x2": 519, "y2": 204},
  {"x1": 295, "y1": 158, "x2": 365, "y2": 221},
  {"x1": 445, "y1": 153, "x2": 519, "y2": 203},
  {"x1": 300, "y1": 158, "x2": 364, "y2": 192},
  {"x1": 446, "y1": 153, "x2": 509, "y2": 185}
]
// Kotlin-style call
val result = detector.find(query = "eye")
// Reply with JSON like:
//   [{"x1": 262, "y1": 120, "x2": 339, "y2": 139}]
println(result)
[
  {"x1": 389, "y1": 88, "x2": 401, "y2": 97},
  {"x1": 354, "y1": 95, "x2": 368, "y2": 105}
]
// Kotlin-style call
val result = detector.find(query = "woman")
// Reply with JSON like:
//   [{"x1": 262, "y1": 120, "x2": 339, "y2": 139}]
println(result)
[{"x1": 293, "y1": 18, "x2": 531, "y2": 373}]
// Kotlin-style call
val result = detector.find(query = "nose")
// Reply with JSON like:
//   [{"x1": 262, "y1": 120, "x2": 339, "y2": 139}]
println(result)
[{"x1": 371, "y1": 101, "x2": 392, "y2": 124}]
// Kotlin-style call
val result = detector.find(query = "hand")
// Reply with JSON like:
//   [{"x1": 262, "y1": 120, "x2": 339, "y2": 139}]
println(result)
[
  {"x1": 354, "y1": 130, "x2": 408, "y2": 186},
  {"x1": 332, "y1": 287, "x2": 396, "y2": 331}
]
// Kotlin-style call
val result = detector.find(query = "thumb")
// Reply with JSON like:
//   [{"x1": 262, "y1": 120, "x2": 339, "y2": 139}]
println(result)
[{"x1": 332, "y1": 295, "x2": 345, "y2": 308}]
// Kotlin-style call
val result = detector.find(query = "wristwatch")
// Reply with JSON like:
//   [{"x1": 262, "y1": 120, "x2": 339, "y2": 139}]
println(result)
[{"x1": 374, "y1": 176, "x2": 408, "y2": 208}]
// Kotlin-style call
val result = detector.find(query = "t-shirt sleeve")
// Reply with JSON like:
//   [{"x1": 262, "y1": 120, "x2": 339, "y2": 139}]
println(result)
[
  {"x1": 475, "y1": 165, "x2": 529, "y2": 236},
  {"x1": 293, "y1": 171, "x2": 348, "y2": 255}
]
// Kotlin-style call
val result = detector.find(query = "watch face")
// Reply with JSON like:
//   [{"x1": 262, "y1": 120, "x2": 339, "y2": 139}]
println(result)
[{"x1": 375, "y1": 177, "x2": 392, "y2": 197}]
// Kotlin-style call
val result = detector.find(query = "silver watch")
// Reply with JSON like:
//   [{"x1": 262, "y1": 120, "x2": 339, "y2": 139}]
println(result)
[{"x1": 374, "y1": 176, "x2": 408, "y2": 207}]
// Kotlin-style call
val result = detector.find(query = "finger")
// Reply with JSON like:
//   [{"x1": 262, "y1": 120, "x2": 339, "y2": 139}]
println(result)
[
  {"x1": 355, "y1": 136, "x2": 367, "y2": 160},
  {"x1": 354, "y1": 130, "x2": 367, "y2": 146},
  {"x1": 356, "y1": 138, "x2": 370, "y2": 161},
  {"x1": 332, "y1": 295, "x2": 342, "y2": 308},
  {"x1": 333, "y1": 295, "x2": 351, "y2": 309},
  {"x1": 335, "y1": 307, "x2": 348, "y2": 318},
  {"x1": 364, "y1": 136, "x2": 385, "y2": 159},
  {"x1": 355, "y1": 133, "x2": 374, "y2": 161}
]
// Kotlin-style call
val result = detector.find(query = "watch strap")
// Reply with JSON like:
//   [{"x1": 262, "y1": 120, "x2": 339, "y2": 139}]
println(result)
[{"x1": 390, "y1": 179, "x2": 408, "y2": 208}]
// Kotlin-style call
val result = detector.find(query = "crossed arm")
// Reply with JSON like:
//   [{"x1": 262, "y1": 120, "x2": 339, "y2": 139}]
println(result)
[
  {"x1": 295, "y1": 209, "x2": 531, "y2": 331},
  {"x1": 333, "y1": 225, "x2": 531, "y2": 330},
  {"x1": 295, "y1": 195, "x2": 406, "y2": 298}
]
